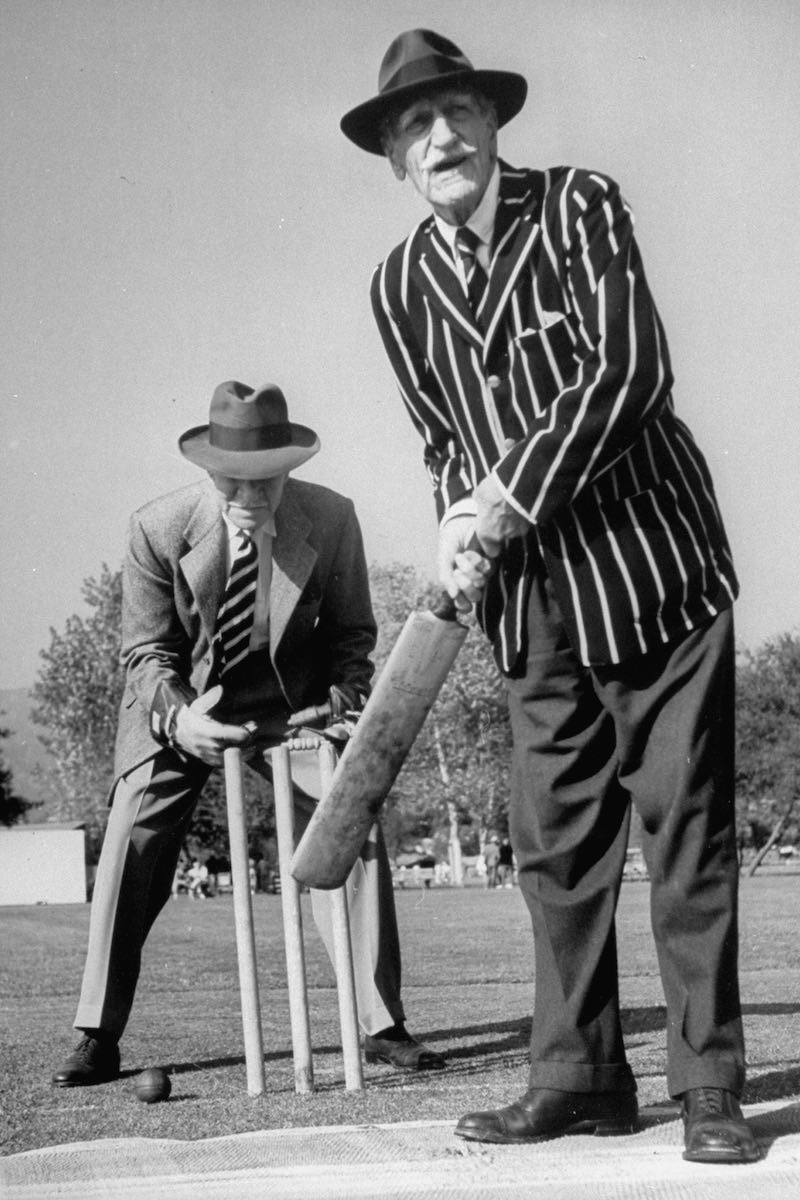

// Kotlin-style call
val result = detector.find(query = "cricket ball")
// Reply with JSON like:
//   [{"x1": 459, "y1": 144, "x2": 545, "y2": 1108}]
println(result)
[{"x1": 134, "y1": 1067, "x2": 171, "y2": 1103}]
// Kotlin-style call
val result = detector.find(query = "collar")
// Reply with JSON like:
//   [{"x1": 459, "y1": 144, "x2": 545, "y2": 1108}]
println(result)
[
  {"x1": 433, "y1": 162, "x2": 501, "y2": 253},
  {"x1": 221, "y1": 512, "x2": 276, "y2": 545}
]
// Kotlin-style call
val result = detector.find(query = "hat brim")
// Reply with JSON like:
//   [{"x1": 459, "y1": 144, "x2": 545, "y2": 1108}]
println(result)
[
  {"x1": 341, "y1": 68, "x2": 528, "y2": 155},
  {"x1": 178, "y1": 425, "x2": 321, "y2": 479}
]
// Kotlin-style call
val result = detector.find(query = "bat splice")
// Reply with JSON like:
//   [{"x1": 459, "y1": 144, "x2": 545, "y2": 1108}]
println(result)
[{"x1": 290, "y1": 601, "x2": 469, "y2": 889}]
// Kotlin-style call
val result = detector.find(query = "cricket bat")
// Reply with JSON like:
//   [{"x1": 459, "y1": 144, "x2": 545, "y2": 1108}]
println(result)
[{"x1": 290, "y1": 593, "x2": 470, "y2": 889}]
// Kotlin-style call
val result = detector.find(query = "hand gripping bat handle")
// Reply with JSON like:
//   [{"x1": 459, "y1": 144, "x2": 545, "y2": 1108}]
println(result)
[{"x1": 431, "y1": 532, "x2": 487, "y2": 621}]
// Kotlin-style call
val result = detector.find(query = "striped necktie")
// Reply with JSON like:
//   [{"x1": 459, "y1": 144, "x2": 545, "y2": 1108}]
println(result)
[
  {"x1": 455, "y1": 226, "x2": 488, "y2": 323},
  {"x1": 214, "y1": 530, "x2": 258, "y2": 676}
]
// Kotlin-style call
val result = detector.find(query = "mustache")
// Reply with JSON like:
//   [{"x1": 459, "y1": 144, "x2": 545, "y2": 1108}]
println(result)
[{"x1": 426, "y1": 145, "x2": 477, "y2": 171}]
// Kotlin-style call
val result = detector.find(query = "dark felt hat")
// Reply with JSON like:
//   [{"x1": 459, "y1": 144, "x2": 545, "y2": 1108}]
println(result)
[
  {"x1": 341, "y1": 28, "x2": 527, "y2": 155},
  {"x1": 179, "y1": 381, "x2": 320, "y2": 479}
]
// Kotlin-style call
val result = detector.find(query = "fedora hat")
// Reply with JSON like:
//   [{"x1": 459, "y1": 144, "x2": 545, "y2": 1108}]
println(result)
[
  {"x1": 341, "y1": 29, "x2": 527, "y2": 155},
  {"x1": 179, "y1": 381, "x2": 320, "y2": 479}
]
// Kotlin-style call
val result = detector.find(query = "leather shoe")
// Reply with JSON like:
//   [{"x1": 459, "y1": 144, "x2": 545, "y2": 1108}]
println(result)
[
  {"x1": 456, "y1": 1087, "x2": 638, "y2": 1144},
  {"x1": 52, "y1": 1034, "x2": 120, "y2": 1087},
  {"x1": 681, "y1": 1087, "x2": 760, "y2": 1163},
  {"x1": 364, "y1": 1029, "x2": 445, "y2": 1071}
]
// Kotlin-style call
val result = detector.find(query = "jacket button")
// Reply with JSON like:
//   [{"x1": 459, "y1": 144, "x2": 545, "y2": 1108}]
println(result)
[{"x1": 487, "y1": 374, "x2": 502, "y2": 389}]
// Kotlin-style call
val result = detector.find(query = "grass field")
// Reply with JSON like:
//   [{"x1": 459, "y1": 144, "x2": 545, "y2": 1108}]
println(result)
[{"x1": 2, "y1": 873, "x2": 799, "y2": 1156}]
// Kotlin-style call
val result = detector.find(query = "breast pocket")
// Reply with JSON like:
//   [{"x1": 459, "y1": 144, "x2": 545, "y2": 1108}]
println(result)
[{"x1": 513, "y1": 312, "x2": 582, "y2": 404}]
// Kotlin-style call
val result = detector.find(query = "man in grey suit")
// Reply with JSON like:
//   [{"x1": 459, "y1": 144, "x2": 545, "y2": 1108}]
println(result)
[
  {"x1": 341, "y1": 29, "x2": 757, "y2": 1162},
  {"x1": 52, "y1": 380, "x2": 444, "y2": 1086}
]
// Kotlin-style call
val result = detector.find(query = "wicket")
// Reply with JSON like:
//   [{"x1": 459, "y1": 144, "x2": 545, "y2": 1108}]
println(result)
[
  {"x1": 222, "y1": 745, "x2": 266, "y2": 1096},
  {"x1": 222, "y1": 741, "x2": 364, "y2": 1096}
]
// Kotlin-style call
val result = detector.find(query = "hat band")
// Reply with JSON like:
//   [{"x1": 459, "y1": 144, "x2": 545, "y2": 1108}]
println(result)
[
  {"x1": 209, "y1": 422, "x2": 293, "y2": 451},
  {"x1": 381, "y1": 53, "x2": 472, "y2": 96}
]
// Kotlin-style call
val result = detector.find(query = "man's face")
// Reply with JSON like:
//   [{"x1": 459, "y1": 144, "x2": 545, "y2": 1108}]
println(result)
[
  {"x1": 208, "y1": 471, "x2": 286, "y2": 533},
  {"x1": 385, "y1": 88, "x2": 497, "y2": 225}
]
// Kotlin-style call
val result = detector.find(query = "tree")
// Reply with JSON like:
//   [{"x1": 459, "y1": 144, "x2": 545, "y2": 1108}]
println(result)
[
  {"x1": 736, "y1": 632, "x2": 800, "y2": 871},
  {"x1": 0, "y1": 721, "x2": 39, "y2": 826},
  {"x1": 367, "y1": 562, "x2": 513, "y2": 864},
  {"x1": 31, "y1": 565, "x2": 124, "y2": 853}
]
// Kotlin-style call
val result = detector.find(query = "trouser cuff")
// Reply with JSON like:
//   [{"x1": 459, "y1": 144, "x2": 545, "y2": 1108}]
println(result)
[
  {"x1": 668, "y1": 1061, "x2": 745, "y2": 1100},
  {"x1": 529, "y1": 1059, "x2": 636, "y2": 1093}
]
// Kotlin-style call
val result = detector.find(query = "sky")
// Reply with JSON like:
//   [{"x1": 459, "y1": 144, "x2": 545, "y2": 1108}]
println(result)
[{"x1": 2, "y1": 0, "x2": 799, "y2": 689}]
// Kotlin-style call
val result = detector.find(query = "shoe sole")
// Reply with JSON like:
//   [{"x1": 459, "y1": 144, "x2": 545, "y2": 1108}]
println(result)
[
  {"x1": 52, "y1": 1071, "x2": 120, "y2": 1088},
  {"x1": 683, "y1": 1147, "x2": 761, "y2": 1164},
  {"x1": 51, "y1": 1080, "x2": 119, "y2": 1089},
  {"x1": 364, "y1": 1051, "x2": 446, "y2": 1071},
  {"x1": 455, "y1": 1117, "x2": 638, "y2": 1144}
]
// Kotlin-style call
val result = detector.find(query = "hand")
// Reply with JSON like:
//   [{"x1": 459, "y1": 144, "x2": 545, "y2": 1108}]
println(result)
[
  {"x1": 437, "y1": 514, "x2": 493, "y2": 612},
  {"x1": 474, "y1": 473, "x2": 529, "y2": 558},
  {"x1": 173, "y1": 686, "x2": 254, "y2": 766},
  {"x1": 286, "y1": 702, "x2": 331, "y2": 730}
]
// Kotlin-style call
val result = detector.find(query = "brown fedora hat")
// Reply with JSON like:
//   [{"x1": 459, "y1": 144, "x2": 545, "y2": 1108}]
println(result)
[
  {"x1": 179, "y1": 381, "x2": 320, "y2": 479},
  {"x1": 341, "y1": 28, "x2": 527, "y2": 155}
]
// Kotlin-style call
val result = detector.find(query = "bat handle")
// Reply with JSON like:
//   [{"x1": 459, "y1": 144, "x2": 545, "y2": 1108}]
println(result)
[
  {"x1": 431, "y1": 592, "x2": 462, "y2": 622},
  {"x1": 431, "y1": 531, "x2": 489, "y2": 621}
]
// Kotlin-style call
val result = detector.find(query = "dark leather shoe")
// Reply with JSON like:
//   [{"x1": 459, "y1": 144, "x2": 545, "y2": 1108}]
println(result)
[
  {"x1": 364, "y1": 1030, "x2": 446, "y2": 1071},
  {"x1": 456, "y1": 1087, "x2": 638, "y2": 1144},
  {"x1": 681, "y1": 1087, "x2": 760, "y2": 1163},
  {"x1": 52, "y1": 1034, "x2": 120, "y2": 1087}
]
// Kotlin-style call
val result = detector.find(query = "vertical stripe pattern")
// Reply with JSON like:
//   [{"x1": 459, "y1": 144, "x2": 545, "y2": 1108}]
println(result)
[
  {"x1": 214, "y1": 531, "x2": 258, "y2": 675},
  {"x1": 371, "y1": 161, "x2": 738, "y2": 671}
]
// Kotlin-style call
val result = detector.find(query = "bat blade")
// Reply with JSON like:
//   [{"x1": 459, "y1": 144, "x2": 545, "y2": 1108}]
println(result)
[{"x1": 290, "y1": 605, "x2": 468, "y2": 889}]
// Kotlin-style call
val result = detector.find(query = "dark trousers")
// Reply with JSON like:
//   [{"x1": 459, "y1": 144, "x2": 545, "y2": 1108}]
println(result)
[{"x1": 506, "y1": 573, "x2": 744, "y2": 1099}]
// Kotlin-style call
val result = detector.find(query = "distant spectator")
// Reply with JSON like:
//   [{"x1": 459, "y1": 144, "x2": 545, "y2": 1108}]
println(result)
[
  {"x1": 497, "y1": 838, "x2": 515, "y2": 888},
  {"x1": 483, "y1": 837, "x2": 500, "y2": 889},
  {"x1": 187, "y1": 858, "x2": 211, "y2": 900},
  {"x1": 171, "y1": 862, "x2": 189, "y2": 899}
]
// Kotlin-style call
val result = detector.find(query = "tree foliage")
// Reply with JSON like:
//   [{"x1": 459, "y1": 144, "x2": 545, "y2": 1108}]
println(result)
[
  {"x1": 31, "y1": 565, "x2": 124, "y2": 852},
  {"x1": 736, "y1": 632, "x2": 800, "y2": 852},
  {"x1": 0, "y1": 721, "x2": 39, "y2": 826}
]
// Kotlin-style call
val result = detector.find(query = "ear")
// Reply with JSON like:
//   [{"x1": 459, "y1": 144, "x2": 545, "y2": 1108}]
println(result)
[{"x1": 383, "y1": 142, "x2": 406, "y2": 182}]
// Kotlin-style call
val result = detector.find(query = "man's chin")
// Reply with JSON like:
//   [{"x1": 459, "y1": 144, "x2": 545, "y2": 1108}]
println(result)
[
  {"x1": 431, "y1": 184, "x2": 481, "y2": 223},
  {"x1": 226, "y1": 512, "x2": 270, "y2": 532}
]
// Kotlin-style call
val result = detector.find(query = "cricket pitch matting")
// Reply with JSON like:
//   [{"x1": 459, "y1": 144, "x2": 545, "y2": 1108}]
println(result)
[{"x1": 3, "y1": 1098, "x2": 800, "y2": 1200}]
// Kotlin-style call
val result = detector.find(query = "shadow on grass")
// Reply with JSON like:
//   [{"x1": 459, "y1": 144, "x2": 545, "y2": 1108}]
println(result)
[
  {"x1": 748, "y1": 1099, "x2": 800, "y2": 1155},
  {"x1": 746, "y1": 1066, "x2": 800, "y2": 1103},
  {"x1": 141, "y1": 1006, "x2": 800, "y2": 1099}
]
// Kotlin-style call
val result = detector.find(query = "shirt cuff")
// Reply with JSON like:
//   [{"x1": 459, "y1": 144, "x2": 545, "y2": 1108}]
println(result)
[{"x1": 439, "y1": 497, "x2": 477, "y2": 528}]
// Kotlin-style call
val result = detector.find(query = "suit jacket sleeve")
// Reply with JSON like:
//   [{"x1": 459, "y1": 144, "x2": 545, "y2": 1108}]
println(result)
[
  {"x1": 493, "y1": 171, "x2": 674, "y2": 524},
  {"x1": 314, "y1": 497, "x2": 376, "y2": 707},
  {"x1": 371, "y1": 256, "x2": 474, "y2": 521},
  {"x1": 121, "y1": 512, "x2": 196, "y2": 746}
]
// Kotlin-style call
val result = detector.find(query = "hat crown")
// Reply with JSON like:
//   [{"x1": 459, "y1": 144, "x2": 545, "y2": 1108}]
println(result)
[
  {"x1": 378, "y1": 29, "x2": 473, "y2": 95},
  {"x1": 178, "y1": 380, "x2": 320, "y2": 479},
  {"x1": 208, "y1": 382, "x2": 291, "y2": 452}
]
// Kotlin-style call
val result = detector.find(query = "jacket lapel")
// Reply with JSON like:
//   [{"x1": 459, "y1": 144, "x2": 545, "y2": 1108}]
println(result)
[
  {"x1": 411, "y1": 220, "x2": 484, "y2": 353},
  {"x1": 180, "y1": 483, "x2": 227, "y2": 643},
  {"x1": 408, "y1": 165, "x2": 544, "y2": 362},
  {"x1": 481, "y1": 165, "x2": 543, "y2": 358},
  {"x1": 269, "y1": 486, "x2": 316, "y2": 657}
]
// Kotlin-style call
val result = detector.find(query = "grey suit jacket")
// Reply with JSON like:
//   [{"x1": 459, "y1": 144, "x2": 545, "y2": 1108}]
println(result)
[{"x1": 113, "y1": 476, "x2": 376, "y2": 777}]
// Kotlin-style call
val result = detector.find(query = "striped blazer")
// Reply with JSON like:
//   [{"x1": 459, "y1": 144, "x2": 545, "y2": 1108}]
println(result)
[{"x1": 371, "y1": 161, "x2": 738, "y2": 672}]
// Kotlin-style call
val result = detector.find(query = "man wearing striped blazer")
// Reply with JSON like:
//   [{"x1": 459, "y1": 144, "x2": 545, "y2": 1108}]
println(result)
[{"x1": 341, "y1": 29, "x2": 758, "y2": 1163}]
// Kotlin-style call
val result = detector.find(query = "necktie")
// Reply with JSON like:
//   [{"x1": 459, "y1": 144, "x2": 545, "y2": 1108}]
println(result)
[
  {"x1": 214, "y1": 530, "x2": 258, "y2": 676},
  {"x1": 455, "y1": 226, "x2": 488, "y2": 322}
]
